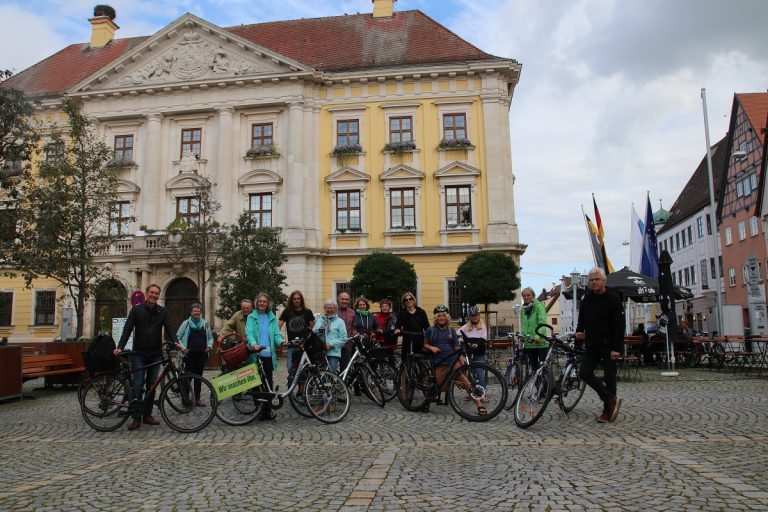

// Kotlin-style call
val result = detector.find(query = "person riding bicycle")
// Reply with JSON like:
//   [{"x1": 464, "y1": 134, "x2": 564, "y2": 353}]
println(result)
[
  {"x1": 313, "y1": 299, "x2": 348, "y2": 373},
  {"x1": 520, "y1": 287, "x2": 549, "y2": 372},
  {"x1": 176, "y1": 303, "x2": 214, "y2": 406},
  {"x1": 458, "y1": 305, "x2": 487, "y2": 388},
  {"x1": 245, "y1": 293, "x2": 283, "y2": 421},
  {"x1": 423, "y1": 305, "x2": 487, "y2": 415}
]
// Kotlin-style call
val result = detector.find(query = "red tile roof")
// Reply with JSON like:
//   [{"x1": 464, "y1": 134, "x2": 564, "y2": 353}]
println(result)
[
  {"x1": 737, "y1": 92, "x2": 768, "y2": 133},
  {"x1": 2, "y1": 10, "x2": 501, "y2": 99}
]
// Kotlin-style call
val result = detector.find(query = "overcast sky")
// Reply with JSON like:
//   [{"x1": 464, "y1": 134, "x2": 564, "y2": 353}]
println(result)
[{"x1": 2, "y1": 0, "x2": 768, "y2": 299}]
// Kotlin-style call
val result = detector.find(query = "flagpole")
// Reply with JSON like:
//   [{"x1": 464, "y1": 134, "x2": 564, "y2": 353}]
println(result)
[{"x1": 701, "y1": 88, "x2": 724, "y2": 335}]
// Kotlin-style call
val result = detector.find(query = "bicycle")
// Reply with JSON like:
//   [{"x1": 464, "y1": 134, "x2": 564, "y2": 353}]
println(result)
[
  {"x1": 396, "y1": 332, "x2": 508, "y2": 421},
  {"x1": 214, "y1": 332, "x2": 351, "y2": 425},
  {"x1": 502, "y1": 332, "x2": 533, "y2": 410},
  {"x1": 513, "y1": 324, "x2": 586, "y2": 429},
  {"x1": 691, "y1": 333, "x2": 730, "y2": 370},
  {"x1": 338, "y1": 334, "x2": 392, "y2": 406},
  {"x1": 79, "y1": 341, "x2": 217, "y2": 433}
]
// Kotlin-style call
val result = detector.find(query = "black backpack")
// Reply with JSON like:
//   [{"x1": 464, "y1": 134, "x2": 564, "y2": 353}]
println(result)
[{"x1": 84, "y1": 334, "x2": 118, "y2": 373}]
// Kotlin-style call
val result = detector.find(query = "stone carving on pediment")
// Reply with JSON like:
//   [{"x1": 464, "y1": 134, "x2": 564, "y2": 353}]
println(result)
[
  {"x1": 118, "y1": 30, "x2": 271, "y2": 86},
  {"x1": 179, "y1": 150, "x2": 200, "y2": 174}
]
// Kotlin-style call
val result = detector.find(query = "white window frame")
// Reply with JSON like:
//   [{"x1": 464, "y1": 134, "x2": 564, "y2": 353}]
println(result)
[
  {"x1": 238, "y1": 169, "x2": 283, "y2": 226},
  {"x1": 32, "y1": 289, "x2": 57, "y2": 327},
  {"x1": 725, "y1": 227, "x2": 732, "y2": 246},
  {"x1": 729, "y1": 268, "x2": 736, "y2": 287},
  {"x1": 750, "y1": 216, "x2": 759, "y2": 237},
  {"x1": 738, "y1": 221, "x2": 746, "y2": 241}
]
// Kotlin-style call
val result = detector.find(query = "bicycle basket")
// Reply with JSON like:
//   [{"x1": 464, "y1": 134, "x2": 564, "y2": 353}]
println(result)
[
  {"x1": 303, "y1": 332, "x2": 327, "y2": 364},
  {"x1": 219, "y1": 334, "x2": 249, "y2": 367}
]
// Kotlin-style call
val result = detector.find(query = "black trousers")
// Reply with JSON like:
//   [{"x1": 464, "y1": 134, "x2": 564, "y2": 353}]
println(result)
[
  {"x1": 185, "y1": 351, "x2": 208, "y2": 399},
  {"x1": 579, "y1": 345, "x2": 617, "y2": 405}
]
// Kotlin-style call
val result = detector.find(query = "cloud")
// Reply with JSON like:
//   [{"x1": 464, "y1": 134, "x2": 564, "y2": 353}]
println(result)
[{"x1": 0, "y1": 5, "x2": 68, "y2": 73}]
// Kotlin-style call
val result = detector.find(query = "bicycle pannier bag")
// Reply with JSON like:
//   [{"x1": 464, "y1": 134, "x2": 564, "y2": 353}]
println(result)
[{"x1": 84, "y1": 334, "x2": 118, "y2": 373}]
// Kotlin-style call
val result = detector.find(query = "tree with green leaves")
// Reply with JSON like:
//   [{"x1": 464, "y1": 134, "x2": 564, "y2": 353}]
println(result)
[
  {"x1": 350, "y1": 251, "x2": 417, "y2": 303},
  {"x1": 9, "y1": 99, "x2": 121, "y2": 338},
  {"x1": 1, "y1": 69, "x2": 40, "y2": 194},
  {"x1": 455, "y1": 251, "x2": 521, "y2": 324},
  {"x1": 167, "y1": 175, "x2": 224, "y2": 320},
  {"x1": 216, "y1": 212, "x2": 288, "y2": 319}
]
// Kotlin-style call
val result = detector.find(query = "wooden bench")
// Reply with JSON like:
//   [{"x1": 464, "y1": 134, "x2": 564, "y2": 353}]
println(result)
[{"x1": 22, "y1": 354, "x2": 85, "y2": 382}]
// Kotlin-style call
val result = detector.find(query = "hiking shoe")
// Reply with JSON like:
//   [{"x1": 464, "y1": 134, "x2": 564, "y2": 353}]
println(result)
[
  {"x1": 128, "y1": 421, "x2": 141, "y2": 431},
  {"x1": 596, "y1": 412, "x2": 610, "y2": 423},
  {"x1": 143, "y1": 416, "x2": 160, "y2": 426}
]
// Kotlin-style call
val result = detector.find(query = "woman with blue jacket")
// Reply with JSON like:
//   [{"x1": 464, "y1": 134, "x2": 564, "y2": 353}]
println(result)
[
  {"x1": 313, "y1": 299, "x2": 348, "y2": 373},
  {"x1": 246, "y1": 293, "x2": 283, "y2": 420},
  {"x1": 176, "y1": 303, "x2": 214, "y2": 406}
]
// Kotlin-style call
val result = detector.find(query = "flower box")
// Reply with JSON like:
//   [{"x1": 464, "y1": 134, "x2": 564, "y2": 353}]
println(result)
[
  {"x1": 438, "y1": 138, "x2": 474, "y2": 149},
  {"x1": 245, "y1": 144, "x2": 280, "y2": 158},
  {"x1": 383, "y1": 141, "x2": 417, "y2": 154},
  {"x1": 332, "y1": 144, "x2": 364, "y2": 156}
]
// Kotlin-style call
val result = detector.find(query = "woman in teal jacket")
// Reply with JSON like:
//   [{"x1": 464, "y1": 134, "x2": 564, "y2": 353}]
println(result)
[
  {"x1": 246, "y1": 293, "x2": 283, "y2": 420},
  {"x1": 312, "y1": 299, "x2": 348, "y2": 373},
  {"x1": 520, "y1": 287, "x2": 549, "y2": 372}
]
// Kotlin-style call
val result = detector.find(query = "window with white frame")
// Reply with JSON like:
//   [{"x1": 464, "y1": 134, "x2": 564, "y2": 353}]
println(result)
[
  {"x1": 684, "y1": 267, "x2": 690, "y2": 286},
  {"x1": 743, "y1": 265, "x2": 749, "y2": 284},
  {"x1": 0, "y1": 291, "x2": 12, "y2": 326},
  {"x1": 389, "y1": 117, "x2": 413, "y2": 143},
  {"x1": 750, "y1": 216, "x2": 759, "y2": 236},
  {"x1": 687, "y1": 226, "x2": 692, "y2": 245},
  {"x1": 442, "y1": 113, "x2": 467, "y2": 141},
  {"x1": 248, "y1": 193, "x2": 272, "y2": 227},
  {"x1": 675, "y1": 233, "x2": 681, "y2": 251},
  {"x1": 390, "y1": 188, "x2": 416, "y2": 229},
  {"x1": 34, "y1": 290, "x2": 56, "y2": 325},
  {"x1": 337, "y1": 119, "x2": 360, "y2": 147},
  {"x1": 729, "y1": 268, "x2": 736, "y2": 287},
  {"x1": 176, "y1": 196, "x2": 200, "y2": 226},
  {"x1": 336, "y1": 190, "x2": 361, "y2": 231},
  {"x1": 691, "y1": 265, "x2": 697, "y2": 285},
  {"x1": 109, "y1": 201, "x2": 132, "y2": 236},
  {"x1": 725, "y1": 227, "x2": 732, "y2": 245},
  {"x1": 696, "y1": 216, "x2": 704, "y2": 238},
  {"x1": 445, "y1": 185, "x2": 472, "y2": 227},
  {"x1": 738, "y1": 221, "x2": 746, "y2": 241}
]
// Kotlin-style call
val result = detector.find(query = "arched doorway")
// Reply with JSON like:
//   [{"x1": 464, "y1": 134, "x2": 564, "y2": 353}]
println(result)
[
  {"x1": 93, "y1": 279, "x2": 128, "y2": 335},
  {"x1": 165, "y1": 278, "x2": 200, "y2": 331}
]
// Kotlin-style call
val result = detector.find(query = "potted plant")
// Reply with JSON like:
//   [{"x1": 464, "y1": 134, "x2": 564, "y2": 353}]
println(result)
[
  {"x1": 245, "y1": 144, "x2": 280, "y2": 158},
  {"x1": 105, "y1": 158, "x2": 137, "y2": 169},
  {"x1": 438, "y1": 138, "x2": 473, "y2": 149},
  {"x1": 166, "y1": 215, "x2": 187, "y2": 244},
  {"x1": 383, "y1": 141, "x2": 417, "y2": 154},
  {"x1": 331, "y1": 144, "x2": 363, "y2": 157}
]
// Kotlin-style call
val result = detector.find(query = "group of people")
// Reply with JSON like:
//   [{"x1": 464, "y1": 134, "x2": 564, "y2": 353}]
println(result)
[{"x1": 114, "y1": 266, "x2": 625, "y2": 429}]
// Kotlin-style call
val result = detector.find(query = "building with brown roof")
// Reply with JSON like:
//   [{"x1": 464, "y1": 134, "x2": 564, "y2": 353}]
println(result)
[{"x1": 0, "y1": 1, "x2": 525, "y2": 340}]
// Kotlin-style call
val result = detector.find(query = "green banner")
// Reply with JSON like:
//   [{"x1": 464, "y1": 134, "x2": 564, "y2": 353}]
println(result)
[{"x1": 212, "y1": 363, "x2": 262, "y2": 400}]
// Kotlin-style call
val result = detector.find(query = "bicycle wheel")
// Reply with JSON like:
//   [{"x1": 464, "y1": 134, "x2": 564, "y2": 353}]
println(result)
[
  {"x1": 288, "y1": 367, "x2": 314, "y2": 418},
  {"x1": 80, "y1": 374, "x2": 132, "y2": 432},
  {"x1": 304, "y1": 371, "x2": 350, "y2": 424},
  {"x1": 77, "y1": 373, "x2": 92, "y2": 405},
  {"x1": 358, "y1": 363, "x2": 385, "y2": 407},
  {"x1": 557, "y1": 362, "x2": 585, "y2": 413},
  {"x1": 373, "y1": 360, "x2": 398, "y2": 403},
  {"x1": 160, "y1": 373, "x2": 217, "y2": 433},
  {"x1": 216, "y1": 387, "x2": 264, "y2": 426},
  {"x1": 712, "y1": 343, "x2": 726, "y2": 369},
  {"x1": 395, "y1": 359, "x2": 431, "y2": 411},
  {"x1": 513, "y1": 369, "x2": 554, "y2": 429},
  {"x1": 446, "y1": 363, "x2": 507, "y2": 422}
]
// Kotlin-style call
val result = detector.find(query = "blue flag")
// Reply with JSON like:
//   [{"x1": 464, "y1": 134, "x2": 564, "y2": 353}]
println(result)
[{"x1": 640, "y1": 196, "x2": 659, "y2": 278}]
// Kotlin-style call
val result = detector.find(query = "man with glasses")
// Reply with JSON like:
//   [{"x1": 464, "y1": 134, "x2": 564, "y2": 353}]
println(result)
[
  {"x1": 337, "y1": 291, "x2": 355, "y2": 374},
  {"x1": 576, "y1": 267, "x2": 625, "y2": 423}
]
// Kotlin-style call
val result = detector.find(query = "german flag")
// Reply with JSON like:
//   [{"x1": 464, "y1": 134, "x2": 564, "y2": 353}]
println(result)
[{"x1": 587, "y1": 195, "x2": 614, "y2": 274}]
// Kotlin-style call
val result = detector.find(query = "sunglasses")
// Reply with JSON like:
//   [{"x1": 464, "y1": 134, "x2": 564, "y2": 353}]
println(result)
[{"x1": 404, "y1": 297, "x2": 415, "y2": 302}]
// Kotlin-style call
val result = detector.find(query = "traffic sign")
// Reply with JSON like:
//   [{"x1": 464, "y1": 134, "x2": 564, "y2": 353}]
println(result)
[{"x1": 130, "y1": 290, "x2": 146, "y2": 306}]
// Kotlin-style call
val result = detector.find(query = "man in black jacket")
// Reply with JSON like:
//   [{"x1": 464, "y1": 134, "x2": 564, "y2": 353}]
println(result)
[
  {"x1": 114, "y1": 283, "x2": 179, "y2": 431},
  {"x1": 576, "y1": 268, "x2": 624, "y2": 423}
]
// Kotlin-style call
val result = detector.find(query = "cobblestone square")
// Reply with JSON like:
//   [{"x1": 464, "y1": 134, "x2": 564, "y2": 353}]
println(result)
[{"x1": 1, "y1": 368, "x2": 766, "y2": 511}]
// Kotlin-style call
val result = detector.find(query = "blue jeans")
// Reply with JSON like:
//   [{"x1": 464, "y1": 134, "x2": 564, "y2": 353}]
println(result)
[
  {"x1": 468, "y1": 353, "x2": 486, "y2": 387},
  {"x1": 327, "y1": 355, "x2": 340, "y2": 373},
  {"x1": 286, "y1": 347, "x2": 300, "y2": 380},
  {"x1": 131, "y1": 352, "x2": 162, "y2": 421}
]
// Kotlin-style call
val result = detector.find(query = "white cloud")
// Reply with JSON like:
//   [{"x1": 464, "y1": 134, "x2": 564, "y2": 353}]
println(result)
[{"x1": 0, "y1": 5, "x2": 68, "y2": 73}]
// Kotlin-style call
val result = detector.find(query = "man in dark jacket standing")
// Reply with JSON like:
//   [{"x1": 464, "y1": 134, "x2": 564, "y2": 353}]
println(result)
[
  {"x1": 114, "y1": 283, "x2": 179, "y2": 431},
  {"x1": 576, "y1": 267, "x2": 624, "y2": 423}
]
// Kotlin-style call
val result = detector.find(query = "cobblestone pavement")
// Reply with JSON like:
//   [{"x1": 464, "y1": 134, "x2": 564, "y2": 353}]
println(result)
[{"x1": 1, "y1": 367, "x2": 767, "y2": 511}]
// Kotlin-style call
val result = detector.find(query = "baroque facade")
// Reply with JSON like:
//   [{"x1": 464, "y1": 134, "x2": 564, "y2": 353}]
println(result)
[{"x1": 0, "y1": 1, "x2": 525, "y2": 341}]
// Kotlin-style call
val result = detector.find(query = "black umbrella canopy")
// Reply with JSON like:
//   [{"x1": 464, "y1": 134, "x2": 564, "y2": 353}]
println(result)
[{"x1": 605, "y1": 268, "x2": 659, "y2": 303}]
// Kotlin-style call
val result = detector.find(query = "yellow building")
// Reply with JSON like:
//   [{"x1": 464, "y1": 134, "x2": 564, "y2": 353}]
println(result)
[{"x1": 0, "y1": 0, "x2": 525, "y2": 340}]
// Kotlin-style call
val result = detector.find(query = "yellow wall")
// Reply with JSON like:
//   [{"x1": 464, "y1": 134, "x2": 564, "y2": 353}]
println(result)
[
  {"x1": 0, "y1": 275, "x2": 63, "y2": 342},
  {"x1": 319, "y1": 90, "x2": 487, "y2": 249}
]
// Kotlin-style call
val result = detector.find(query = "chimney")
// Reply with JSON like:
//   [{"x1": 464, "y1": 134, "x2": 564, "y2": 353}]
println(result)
[
  {"x1": 89, "y1": 5, "x2": 119, "y2": 48},
  {"x1": 372, "y1": 0, "x2": 396, "y2": 18}
]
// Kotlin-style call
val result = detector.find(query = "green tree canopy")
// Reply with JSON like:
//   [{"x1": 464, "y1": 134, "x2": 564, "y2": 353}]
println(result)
[
  {"x1": 216, "y1": 213, "x2": 288, "y2": 319},
  {"x1": 9, "y1": 99, "x2": 120, "y2": 337},
  {"x1": 350, "y1": 251, "x2": 417, "y2": 303},
  {"x1": 0, "y1": 70, "x2": 40, "y2": 193},
  {"x1": 455, "y1": 251, "x2": 520, "y2": 307}
]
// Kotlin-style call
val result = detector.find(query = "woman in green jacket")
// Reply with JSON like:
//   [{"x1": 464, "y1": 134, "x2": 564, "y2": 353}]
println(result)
[
  {"x1": 520, "y1": 287, "x2": 549, "y2": 372},
  {"x1": 246, "y1": 293, "x2": 284, "y2": 420}
]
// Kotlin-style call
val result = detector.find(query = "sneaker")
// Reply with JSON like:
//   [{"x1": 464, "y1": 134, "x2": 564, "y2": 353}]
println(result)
[
  {"x1": 608, "y1": 396, "x2": 623, "y2": 422},
  {"x1": 596, "y1": 412, "x2": 610, "y2": 423}
]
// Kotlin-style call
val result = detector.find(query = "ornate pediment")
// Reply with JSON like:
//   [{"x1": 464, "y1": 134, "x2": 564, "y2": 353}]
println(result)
[
  {"x1": 238, "y1": 169, "x2": 283, "y2": 186},
  {"x1": 166, "y1": 173, "x2": 208, "y2": 191},
  {"x1": 434, "y1": 161, "x2": 481, "y2": 178},
  {"x1": 73, "y1": 13, "x2": 313, "y2": 93},
  {"x1": 325, "y1": 167, "x2": 371, "y2": 183},
  {"x1": 379, "y1": 164, "x2": 426, "y2": 181},
  {"x1": 116, "y1": 178, "x2": 141, "y2": 195}
]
